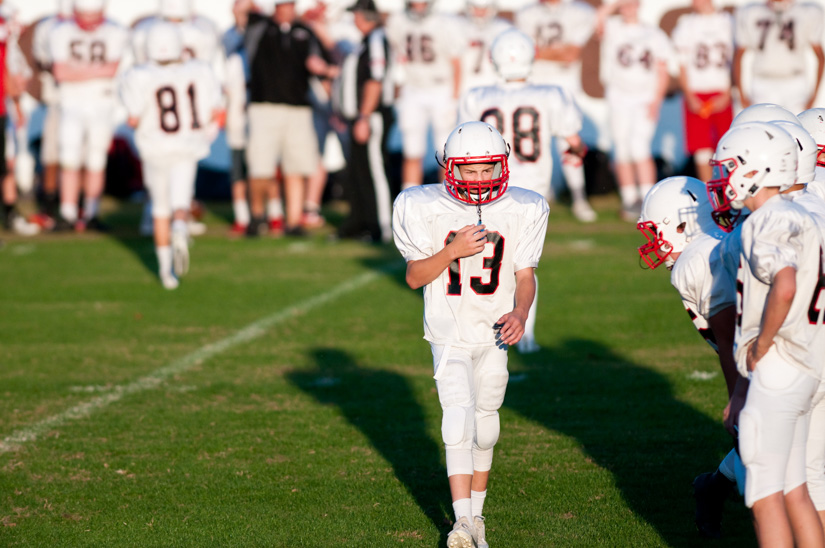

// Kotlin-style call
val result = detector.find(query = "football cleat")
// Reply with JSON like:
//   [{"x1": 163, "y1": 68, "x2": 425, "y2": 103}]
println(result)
[
  {"x1": 8, "y1": 214, "x2": 41, "y2": 236},
  {"x1": 84, "y1": 217, "x2": 110, "y2": 233},
  {"x1": 301, "y1": 210, "x2": 325, "y2": 229},
  {"x1": 473, "y1": 516, "x2": 489, "y2": 548},
  {"x1": 447, "y1": 516, "x2": 475, "y2": 548},
  {"x1": 160, "y1": 272, "x2": 179, "y2": 290},
  {"x1": 693, "y1": 471, "x2": 734, "y2": 539},
  {"x1": 172, "y1": 231, "x2": 190, "y2": 277},
  {"x1": 571, "y1": 200, "x2": 596, "y2": 223},
  {"x1": 28, "y1": 213, "x2": 55, "y2": 231},
  {"x1": 228, "y1": 222, "x2": 247, "y2": 238},
  {"x1": 268, "y1": 216, "x2": 284, "y2": 234},
  {"x1": 188, "y1": 220, "x2": 207, "y2": 236}
]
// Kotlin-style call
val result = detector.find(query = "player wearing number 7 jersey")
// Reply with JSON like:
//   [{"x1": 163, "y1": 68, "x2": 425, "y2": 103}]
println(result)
[
  {"x1": 119, "y1": 22, "x2": 224, "y2": 289},
  {"x1": 393, "y1": 121, "x2": 549, "y2": 548}
]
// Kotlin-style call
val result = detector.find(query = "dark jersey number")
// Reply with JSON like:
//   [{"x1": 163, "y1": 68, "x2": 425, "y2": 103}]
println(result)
[
  {"x1": 694, "y1": 42, "x2": 730, "y2": 69},
  {"x1": 618, "y1": 44, "x2": 653, "y2": 70},
  {"x1": 808, "y1": 249, "x2": 825, "y2": 324},
  {"x1": 406, "y1": 33, "x2": 436, "y2": 63},
  {"x1": 535, "y1": 22, "x2": 563, "y2": 48},
  {"x1": 156, "y1": 84, "x2": 202, "y2": 134},
  {"x1": 69, "y1": 40, "x2": 107, "y2": 62},
  {"x1": 445, "y1": 230, "x2": 504, "y2": 296},
  {"x1": 480, "y1": 106, "x2": 540, "y2": 163},
  {"x1": 756, "y1": 18, "x2": 795, "y2": 51}
]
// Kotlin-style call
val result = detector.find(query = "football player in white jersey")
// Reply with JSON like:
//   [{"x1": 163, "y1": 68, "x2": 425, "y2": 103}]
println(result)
[
  {"x1": 734, "y1": 0, "x2": 825, "y2": 114},
  {"x1": 707, "y1": 121, "x2": 825, "y2": 547},
  {"x1": 596, "y1": 0, "x2": 672, "y2": 222},
  {"x1": 393, "y1": 121, "x2": 549, "y2": 548},
  {"x1": 798, "y1": 107, "x2": 825, "y2": 188},
  {"x1": 672, "y1": 0, "x2": 734, "y2": 183},
  {"x1": 637, "y1": 176, "x2": 742, "y2": 538},
  {"x1": 514, "y1": 0, "x2": 595, "y2": 221},
  {"x1": 385, "y1": 0, "x2": 463, "y2": 189},
  {"x1": 119, "y1": 22, "x2": 223, "y2": 289},
  {"x1": 459, "y1": 28, "x2": 585, "y2": 353},
  {"x1": 49, "y1": 0, "x2": 129, "y2": 232},
  {"x1": 457, "y1": 0, "x2": 511, "y2": 95}
]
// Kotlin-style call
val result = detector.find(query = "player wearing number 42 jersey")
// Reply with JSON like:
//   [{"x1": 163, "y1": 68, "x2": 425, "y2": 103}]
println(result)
[{"x1": 119, "y1": 22, "x2": 224, "y2": 290}]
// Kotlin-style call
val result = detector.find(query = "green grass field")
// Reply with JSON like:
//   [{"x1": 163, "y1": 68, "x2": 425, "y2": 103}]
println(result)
[{"x1": 0, "y1": 196, "x2": 756, "y2": 546}]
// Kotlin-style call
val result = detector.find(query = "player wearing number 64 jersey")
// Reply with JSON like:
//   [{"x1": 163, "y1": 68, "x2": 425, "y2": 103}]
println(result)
[{"x1": 119, "y1": 22, "x2": 224, "y2": 290}]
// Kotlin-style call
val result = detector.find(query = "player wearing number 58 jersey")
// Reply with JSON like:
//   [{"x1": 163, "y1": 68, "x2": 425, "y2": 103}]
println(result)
[
  {"x1": 119, "y1": 22, "x2": 223, "y2": 290},
  {"x1": 734, "y1": 0, "x2": 825, "y2": 113},
  {"x1": 393, "y1": 122, "x2": 548, "y2": 548},
  {"x1": 48, "y1": 0, "x2": 129, "y2": 232}
]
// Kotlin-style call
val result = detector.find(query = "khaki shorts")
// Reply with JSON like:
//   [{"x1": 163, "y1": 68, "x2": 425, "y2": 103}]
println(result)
[{"x1": 246, "y1": 103, "x2": 319, "y2": 178}]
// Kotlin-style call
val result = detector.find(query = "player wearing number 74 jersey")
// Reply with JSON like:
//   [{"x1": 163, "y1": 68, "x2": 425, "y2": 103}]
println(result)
[
  {"x1": 393, "y1": 121, "x2": 549, "y2": 548},
  {"x1": 119, "y1": 22, "x2": 224, "y2": 290}
]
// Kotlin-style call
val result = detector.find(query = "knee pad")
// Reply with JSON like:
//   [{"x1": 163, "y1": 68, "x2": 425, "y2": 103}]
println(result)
[
  {"x1": 442, "y1": 406, "x2": 470, "y2": 447},
  {"x1": 474, "y1": 410, "x2": 500, "y2": 450}
]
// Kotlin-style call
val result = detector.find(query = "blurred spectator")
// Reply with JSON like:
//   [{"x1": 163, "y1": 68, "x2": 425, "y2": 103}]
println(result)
[
  {"x1": 49, "y1": 0, "x2": 129, "y2": 232},
  {"x1": 333, "y1": 0, "x2": 393, "y2": 243},
  {"x1": 597, "y1": 0, "x2": 672, "y2": 221},
  {"x1": 734, "y1": 0, "x2": 824, "y2": 114},
  {"x1": 672, "y1": 0, "x2": 734, "y2": 182},
  {"x1": 515, "y1": 0, "x2": 596, "y2": 221},
  {"x1": 385, "y1": 0, "x2": 462, "y2": 188},
  {"x1": 238, "y1": 0, "x2": 337, "y2": 236}
]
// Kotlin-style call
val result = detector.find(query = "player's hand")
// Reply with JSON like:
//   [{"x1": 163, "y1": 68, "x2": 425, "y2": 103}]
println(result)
[
  {"x1": 353, "y1": 117, "x2": 370, "y2": 144},
  {"x1": 685, "y1": 93, "x2": 702, "y2": 114},
  {"x1": 710, "y1": 91, "x2": 731, "y2": 113},
  {"x1": 494, "y1": 309, "x2": 527, "y2": 346},
  {"x1": 448, "y1": 224, "x2": 488, "y2": 259},
  {"x1": 745, "y1": 337, "x2": 772, "y2": 371},
  {"x1": 723, "y1": 377, "x2": 749, "y2": 438}
]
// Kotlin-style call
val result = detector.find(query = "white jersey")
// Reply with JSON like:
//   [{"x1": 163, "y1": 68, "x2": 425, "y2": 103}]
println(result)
[
  {"x1": 458, "y1": 81, "x2": 581, "y2": 195},
  {"x1": 32, "y1": 15, "x2": 64, "y2": 105},
  {"x1": 119, "y1": 59, "x2": 222, "y2": 163},
  {"x1": 456, "y1": 15, "x2": 512, "y2": 94},
  {"x1": 672, "y1": 11, "x2": 734, "y2": 93},
  {"x1": 132, "y1": 16, "x2": 224, "y2": 80},
  {"x1": 670, "y1": 232, "x2": 736, "y2": 351},
  {"x1": 48, "y1": 18, "x2": 129, "y2": 105},
  {"x1": 787, "y1": 187, "x2": 825, "y2": 231},
  {"x1": 600, "y1": 17, "x2": 673, "y2": 101},
  {"x1": 735, "y1": 1, "x2": 824, "y2": 79},
  {"x1": 224, "y1": 52, "x2": 247, "y2": 150},
  {"x1": 735, "y1": 195, "x2": 825, "y2": 378},
  {"x1": 393, "y1": 183, "x2": 549, "y2": 347},
  {"x1": 515, "y1": 0, "x2": 595, "y2": 88},
  {"x1": 385, "y1": 11, "x2": 462, "y2": 88}
]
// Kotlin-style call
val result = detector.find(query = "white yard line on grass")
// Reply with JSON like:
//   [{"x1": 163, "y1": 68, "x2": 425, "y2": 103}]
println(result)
[{"x1": 0, "y1": 269, "x2": 387, "y2": 455}]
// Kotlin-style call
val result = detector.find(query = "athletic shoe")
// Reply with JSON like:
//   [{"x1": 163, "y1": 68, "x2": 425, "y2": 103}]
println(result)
[
  {"x1": 268, "y1": 217, "x2": 284, "y2": 234},
  {"x1": 28, "y1": 213, "x2": 55, "y2": 231},
  {"x1": 693, "y1": 471, "x2": 734, "y2": 539},
  {"x1": 284, "y1": 225, "x2": 307, "y2": 237},
  {"x1": 172, "y1": 231, "x2": 190, "y2": 277},
  {"x1": 228, "y1": 222, "x2": 247, "y2": 238},
  {"x1": 447, "y1": 516, "x2": 475, "y2": 548},
  {"x1": 53, "y1": 216, "x2": 75, "y2": 232},
  {"x1": 516, "y1": 337, "x2": 540, "y2": 354},
  {"x1": 473, "y1": 516, "x2": 489, "y2": 548},
  {"x1": 160, "y1": 272, "x2": 179, "y2": 290},
  {"x1": 301, "y1": 210, "x2": 325, "y2": 229},
  {"x1": 188, "y1": 220, "x2": 207, "y2": 236},
  {"x1": 84, "y1": 217, "x2": 111, "y2": 233},
  {"x1": 246, "y1": 217, "x2": 268, "y2": 238},
  {"x1": 571, "y1": 200, "x2": 597, "y2": 223},
  {"x1": 9, "y1": 215, "x2": 41, "y2": 236}
]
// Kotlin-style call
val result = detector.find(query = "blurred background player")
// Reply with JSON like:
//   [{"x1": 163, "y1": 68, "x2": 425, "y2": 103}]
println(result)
[
  {"x1": 333, "y1": 0, "x2": 393, "y2": 243},
  {"x1": 515, "y1": 0, "x2": 596, "y2": 222},
  {"x1": 672, "y1": 0, "x2": 734, "y2": 183},
  {"x1": 49, "y1": 0, "x2": 129, "y2": 232},
  {"x1": 459, "y1": 28, "x2": 585, "y2": 353},
  {"x1": 119, "y1": 22, "x2": 223, "y2": 289},
  {"x1": 30, "y1": 0, "x2": 73, "y2": 229},
  {"x1": 734, "y1": 0, "x2": 825, "y2": 114},
  {"x1": 457, "y1": 0, "x2": 511, "y2": 95},
  {"x1": 386, "y1": 0, "x2": 463, "y2": 189},
  {"x1": 597, "y1": 0, "x2": 672, "y2": 221},
  {"x1": 799, "y1": 107, "x2": 825, "y2": 189}
]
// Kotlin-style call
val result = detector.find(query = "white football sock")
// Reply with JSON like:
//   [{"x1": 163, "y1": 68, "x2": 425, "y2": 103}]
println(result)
[
  {"x1": 156, "y1": 245, "x2": 173, "y2": 277},
  {"x1": 267, "y1": 198, "x2": 283, "y2": 219},
  {"x1": 562, "y1": 162, "x2": 587, "y2": 203},
  {"x1": 60, "y1": 202, "x2": 78, "y2": 222},
  {"x1": 452, "y1": 498, "x2": 472, "y2": 522},
  {"x1": 233, "y1": 199, "x2": 250, "y2": 226},
  {"x1": 471, "y1": 490, "x2": 487, "y2": 518},
  {"x1": 82, "y1": 197, "x2": 99, "y2": 221},
  {"x1": 619, "y1": 186, "x2": 638, "y2": 207},
  {"x1": 638, "y1": 182, "x2": 654, "y2": 202}
]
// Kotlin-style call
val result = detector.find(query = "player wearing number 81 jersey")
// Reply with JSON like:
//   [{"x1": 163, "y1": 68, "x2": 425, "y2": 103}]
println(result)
[{"x1": 119, "y1": 22, "x2": 223, "y2": 290}]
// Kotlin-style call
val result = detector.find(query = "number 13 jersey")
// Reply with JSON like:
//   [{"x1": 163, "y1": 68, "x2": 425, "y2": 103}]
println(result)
[
  {"x1": 119, "y1": 59, "x2": 223, "y2": 163},
  {"x1": 393, "y1": 183, "x2": 549, "y2": 347}
]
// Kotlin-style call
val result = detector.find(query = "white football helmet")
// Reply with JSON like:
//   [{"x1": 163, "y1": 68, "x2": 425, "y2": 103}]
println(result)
[
  {"x1": 442, "y1": 121, "x2": 510, "y2": 205},
  {"x1": 59, "y1": 0, "x2": 74, "y2": 18},
  {"x1": 467, "y1": 0, "x2": 495, "y2": 24},
  {"x1": 707, "y1": 122, "x2": 797, "y2": 219},
  {"x1": 797, "y1": 108, "x2": 825, "y2": 167},
  {"x1": 160, "y1": 0, "x2": 192, "y2": 20},
  {"x1": 146, "y1": 22, "x2": 183, "y2": 63},
  {"x1": 73, "y1": 0, "x2": 105, "y2": 30},
  {"x1": 731, "y1": 102, "x2": 802, "y2": 127},
  {"x1": 74, "y1": 0, "x2": 105, "y2": 12},
  {"x1": 773, "y1": 120, "x2": 817, "y2": 185},
  {"x1": 490, "y1": 28, "x2": 535, "y2": 81},
  {"x1": 637, "y1": 176, "x2": 719, "y2": 270},
  {"x1": 406, "y1": 0, "x2": 432, "y2": 20}
]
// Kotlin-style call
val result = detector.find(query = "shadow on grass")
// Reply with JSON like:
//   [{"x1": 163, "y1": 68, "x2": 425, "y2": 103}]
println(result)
[
  {"x1": 506, "y1": 338, "x2": 755, "y2": 547},
  {"x1": 287, "y1": 347, "x2": 451, "y2": 546}
]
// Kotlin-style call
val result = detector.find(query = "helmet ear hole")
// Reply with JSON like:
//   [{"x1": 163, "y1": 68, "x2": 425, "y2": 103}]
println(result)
[{"x1": 676, "y1": 222, "x2": 686, "y2": 234}]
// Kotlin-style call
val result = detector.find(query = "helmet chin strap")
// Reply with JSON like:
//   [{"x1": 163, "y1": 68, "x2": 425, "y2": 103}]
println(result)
[{"x1": 476, "y1": 203, "x2": 483, "y2": 225}]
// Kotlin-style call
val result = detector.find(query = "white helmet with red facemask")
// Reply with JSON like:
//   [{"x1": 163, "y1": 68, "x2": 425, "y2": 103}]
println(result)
[
  {"x1": 73, "y1": 0, "x2": 106, "y2": 31},
  {"x1": 797, "y1": 108, "x2": 825, "y2": 169},
  {"x1": 707, "y1": 121, "x2": 797, "y2": 225},
  {"x1": 442, "y1": 121, "x2": 510, "y2": 206},
  {"x1": 636, "y1": 176, "x2": 720, "y2": 270}
]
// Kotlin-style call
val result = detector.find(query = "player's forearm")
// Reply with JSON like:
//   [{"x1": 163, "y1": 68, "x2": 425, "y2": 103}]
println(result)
[
  {"x1": 536, "y1": 44, "x2": 580, "y2": 63},
  {"x1": 653, "y1": 61, "x2": 668, "y2": 104},
  {"x1": 359, "y1": 80, "x2": 382, "y2": 118},
  {"x1": 53, "y1": 62, "x2": 118, "y2": 82},
  {"x1": 754, "y1": 267, "x2": 797, "y2": 358},
  {"x1": 708, "y1": 305, "x2": 738, "y2": 398},
  {"x1": 732, "y1": 48, "x2": 747, "y2": 104},
  {"x1": 810, "y1": 45, "x2": 825, "y2": 105},
  {"x1": 451, "y1": 57, "x2": 461, "y2": 99},
  {"x1": 405, "y1": 248, "x2": 457, "y2": 290},
  {"x1": 512, "y1": 268, "x2": 536, "y2": 319}
]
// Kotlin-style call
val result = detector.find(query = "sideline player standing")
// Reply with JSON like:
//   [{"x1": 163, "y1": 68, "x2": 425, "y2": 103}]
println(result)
[
  {"x1": 456, "y1": 0, "x2": 511, "y2": 95},
  {"x1": 734, "y1": 0, "x2": 825, "y2": 113},
  {"x1": 119, "y1": 22, "x2": 223, "y2": 289},
  {"x1": 49, "y1": 0, "x2": 129, "y2": 232},
  {"x1": 459, "y1": 28, "x2": 584, "y2": 353},
  {"x1": 707, "y1": 121, "x2": 825, "y2": 547},
  {"x1": 393, "y1": 121, "x2": 549, "y2": 548},
  {"x1": 671, "y1": 0, "x2": 734, "y2": 183}
]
